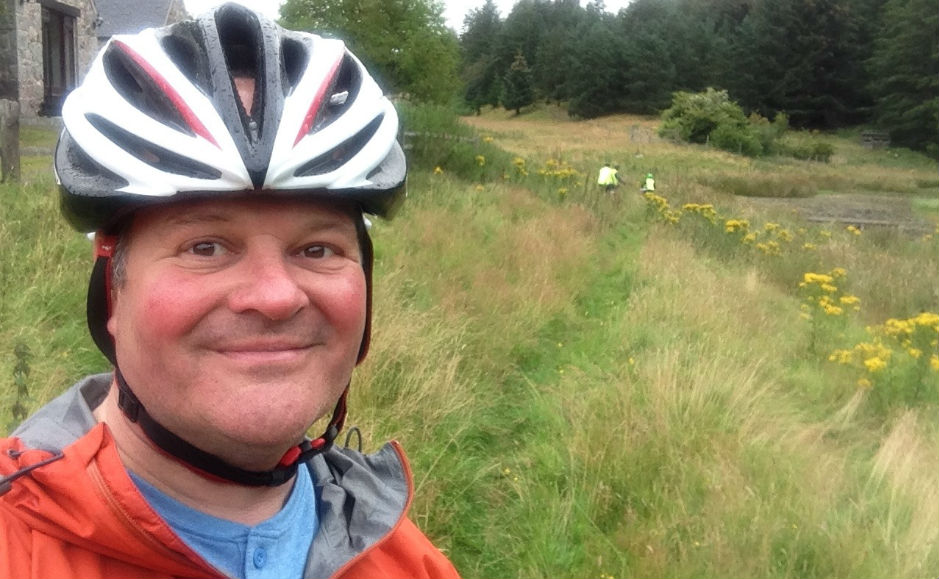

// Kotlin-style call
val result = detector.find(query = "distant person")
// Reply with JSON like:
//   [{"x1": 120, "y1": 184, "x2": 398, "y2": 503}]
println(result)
[
  {"x1": 598, "y1": 162, "x2": 619, "y2": 192},
  {"x1": 640, "y1": 172, "x2": 656, "y2": 194},
  {"x1": 0, "y1": 4, "x2": 459, "y2": 578}
]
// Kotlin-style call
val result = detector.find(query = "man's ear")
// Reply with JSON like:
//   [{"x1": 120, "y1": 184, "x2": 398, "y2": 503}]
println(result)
[{"x1": 106, "y1": 296, "x2": 118, "y2": 339}]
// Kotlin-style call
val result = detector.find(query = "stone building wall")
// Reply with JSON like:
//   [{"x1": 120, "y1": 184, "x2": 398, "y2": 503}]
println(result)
[
  {"x1": 1, "y1": 0, "x2": 19, "y2": 100},
  {"x1": 16, "y1": 0, "x2": 97, "y2": 117}
]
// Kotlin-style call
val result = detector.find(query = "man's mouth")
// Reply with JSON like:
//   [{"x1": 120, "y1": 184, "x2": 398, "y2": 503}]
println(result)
[{"x1": 214, "y1": 339, "x2": 318, "y2": 361}]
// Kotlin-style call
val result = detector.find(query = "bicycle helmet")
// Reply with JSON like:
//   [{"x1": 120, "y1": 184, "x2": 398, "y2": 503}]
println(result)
[{"x1": 54, "y1": 2, "x2": 405, "y2": 486}]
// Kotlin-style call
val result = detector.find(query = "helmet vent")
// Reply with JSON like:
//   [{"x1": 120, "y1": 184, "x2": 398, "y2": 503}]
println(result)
[
  {"x1": 64, "y1": 134, "x2": 130, "y2": 193},
  {"x1": 160, "y1": 22, "x2": 212, "y2": 98},
  {"x1": 294, "y1": 114, "x2": 383, "y2": 177},
  {"x1": 281, "y1": 36, "x2": 309, "y2": 92},
  {"x1": 86, "y1": 113, "x2": 223, "y2": 180},
  {"x1": 103, "y1": 42, "x2": 194, "y2": 137},
  {"x1": 216, "y1": 5, "x2": 262, "y2": 125},
  {"x1": 309, "y1": 54, "x2": 362, "y2": 136}
]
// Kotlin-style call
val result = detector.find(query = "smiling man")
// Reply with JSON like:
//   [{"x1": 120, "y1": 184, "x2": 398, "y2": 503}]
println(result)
[{"x1": 0, "y1": 4, "x2": 459, "y2": 578}]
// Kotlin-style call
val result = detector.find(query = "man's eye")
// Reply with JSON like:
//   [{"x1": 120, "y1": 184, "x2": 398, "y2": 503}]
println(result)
[
  {"x1": 301, "y1": 244, "x2": 336, "y2": 259},
  {"x1": 188, "y1": 241, "x2": 226, "y2": 257}
]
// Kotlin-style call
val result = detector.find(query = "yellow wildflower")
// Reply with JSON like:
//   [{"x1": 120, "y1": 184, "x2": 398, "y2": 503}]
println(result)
[
  {"x1": 930, "y1": 355, "x2": 939, "y2": 371},
  {"x1": 863, "y1": 357, "x2": 887, "y2": 373},
  {"x1": 913, "y1": 312, "x2": 939, "y2": 328},
  {"x1": 857, "y1": 378, "x2": 872, "y2": 388},
  {"x1": 908, "y1": 348, "x2": 923, "y2": 359},
  {"x1": 756, "y1": 240, "x2": 780, "y2": 255},
  {"x1": 475, "y1": 155, "x2": 486, "y2": 166},
  {"x1": 846, "y1": 225, "x2": 862, "y2": 235},
  {"x1": 829, "y1": 349, "x2": 853, "y2": 364},
  {"x1": 823, "y1": 303, "x2": 844, "y2": 316},
  {"x1": 884, "y1": 318, "x2": 913, "y2": 337},
  {"x1": 433, "y1": 166, "x2": 443, "y2": 175},
  {"x1": 803, "y1": 272, "x2": 834, "y2": 285}
]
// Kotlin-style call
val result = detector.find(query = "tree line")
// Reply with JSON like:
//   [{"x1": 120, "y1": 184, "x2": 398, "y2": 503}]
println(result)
[{"x1": 279, "y1": 0, "x2": 937, "y2": 154}]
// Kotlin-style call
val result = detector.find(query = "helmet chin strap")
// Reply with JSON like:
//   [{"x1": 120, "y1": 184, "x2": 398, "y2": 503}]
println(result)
[{"x1": 114, "y1": 368, "x2": 346, "y2": 487}]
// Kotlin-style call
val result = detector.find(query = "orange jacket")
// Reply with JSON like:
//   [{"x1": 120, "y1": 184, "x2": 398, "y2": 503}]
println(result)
[{"x1": 0, "y1": 376, "x2": 459, "y2": 579}]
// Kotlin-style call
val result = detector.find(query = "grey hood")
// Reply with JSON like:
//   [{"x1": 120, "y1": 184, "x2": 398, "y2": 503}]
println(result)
[{"x1": 11, "y1": 373, "x2": 412, "y2": 579}]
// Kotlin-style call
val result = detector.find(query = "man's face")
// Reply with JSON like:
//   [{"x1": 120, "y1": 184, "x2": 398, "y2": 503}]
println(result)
[{"x1": 107, "y1": 197, "x2": 367, "y2": 466}]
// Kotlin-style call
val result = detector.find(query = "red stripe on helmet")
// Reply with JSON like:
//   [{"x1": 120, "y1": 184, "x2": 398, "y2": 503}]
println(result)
[
  {"x1": 113, "y1": 39, "x2": 220, "y2": 148},
  {"x1": 294, "y1": 53, "x2": 345, "y2": 146}
]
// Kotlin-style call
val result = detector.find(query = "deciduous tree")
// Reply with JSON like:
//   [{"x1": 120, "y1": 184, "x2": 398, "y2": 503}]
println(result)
[{"x1": 280, "y1": 0, "x2": 459, "y2": 104}]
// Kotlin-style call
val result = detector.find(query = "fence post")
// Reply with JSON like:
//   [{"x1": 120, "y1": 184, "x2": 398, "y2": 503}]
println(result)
[{"x1": 0, "y1": 98, "x2": 20, "y2": 182}]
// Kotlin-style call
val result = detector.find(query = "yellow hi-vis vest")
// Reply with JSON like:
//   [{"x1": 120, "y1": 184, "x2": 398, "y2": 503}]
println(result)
[{"x1": 598, "y1": 166, "x2": 617, "y2": 186}]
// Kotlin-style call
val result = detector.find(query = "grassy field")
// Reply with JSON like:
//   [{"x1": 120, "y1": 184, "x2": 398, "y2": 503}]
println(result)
[{"x1": 2, "y1": 109, "x2": 937, "y2": 578}]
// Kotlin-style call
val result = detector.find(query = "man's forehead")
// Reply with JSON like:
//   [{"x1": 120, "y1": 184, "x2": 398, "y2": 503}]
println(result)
[{"x1": 132, "y1": 196, "x2": 360, "y2": 232}]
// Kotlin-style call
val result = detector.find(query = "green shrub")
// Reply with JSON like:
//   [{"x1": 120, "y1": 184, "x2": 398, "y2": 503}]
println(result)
[
  {"x1": 659, "y1": 88, "x2": 749, "y2": 144},
  {"x1": 710, "y1": 123, "x2": 764, "y2": 157},
  {"x1": 777, "y1": 140, "x2": 835, "y2": 163},
  {"x1": 660, "y1": 89, "x2": 792, "y2": 158},
  {"x1": 396, "y1": 101, "x2": 512, "y2": 181},
  {"x1": 749, "y1": 112, "x2": 789, "y2": 155}
]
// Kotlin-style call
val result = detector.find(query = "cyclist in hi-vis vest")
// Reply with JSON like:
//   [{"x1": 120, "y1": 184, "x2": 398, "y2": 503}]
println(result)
[
  {"x1": 598, "y1": 162, "x2": 619, "y2": 192},
  {"x1": 641, "y1": 173, "x2": 655, "y2": 194}
]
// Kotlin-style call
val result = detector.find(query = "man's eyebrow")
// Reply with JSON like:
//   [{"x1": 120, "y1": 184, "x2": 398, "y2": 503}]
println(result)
[{"x1": 165, "y1": 212, "x2": 231, "y2": 227}]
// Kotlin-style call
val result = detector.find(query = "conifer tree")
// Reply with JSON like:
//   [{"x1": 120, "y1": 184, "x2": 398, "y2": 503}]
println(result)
[
  {"x1": 868, "y1": 0, "x2": 939, "y2": 153},
  {"x1": 728, "y1": 0, "x2": 867, "y2": 127},
  {"x1": 502, "y1": 52, "x2": 535, "y2": 114},
  {"x1": 460, "y1": 0, "x2": 503, "y2": 113}
]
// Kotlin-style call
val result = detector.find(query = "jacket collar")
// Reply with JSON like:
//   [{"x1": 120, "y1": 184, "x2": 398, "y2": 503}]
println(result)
[{"x1": 5, "y1": 373, "x2": 413, "y2": 578}]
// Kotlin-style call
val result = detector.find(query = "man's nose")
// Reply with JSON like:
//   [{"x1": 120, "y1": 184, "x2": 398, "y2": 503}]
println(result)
[{"x1": 227, "y1": 249, "x2": 308, "y2": 320}]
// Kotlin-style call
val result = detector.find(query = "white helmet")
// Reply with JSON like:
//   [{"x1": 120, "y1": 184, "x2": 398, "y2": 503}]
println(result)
[{"x1": 56, "y1": 2, "x2": 406, "y2": 232}]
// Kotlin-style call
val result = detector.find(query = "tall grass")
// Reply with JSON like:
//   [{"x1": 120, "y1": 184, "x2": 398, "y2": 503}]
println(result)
[{"x1": 0, "y1": 172, "x2": 105, "y2": 431}]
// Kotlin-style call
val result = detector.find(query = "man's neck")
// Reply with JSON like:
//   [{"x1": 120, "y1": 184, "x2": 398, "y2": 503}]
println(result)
[{"x1": 93, "y1": 385, "x2": 294, "y2": 526}]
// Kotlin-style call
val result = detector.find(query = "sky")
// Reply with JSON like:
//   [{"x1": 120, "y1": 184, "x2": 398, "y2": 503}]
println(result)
[{"x1": 183, "y1": 0, "x2": 634, "y2": 33}]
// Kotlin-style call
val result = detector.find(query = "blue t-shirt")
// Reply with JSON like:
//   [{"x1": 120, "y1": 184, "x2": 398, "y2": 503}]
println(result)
[{"x1": 130, "y1": 466, "x2": 317, "y2": 579}]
